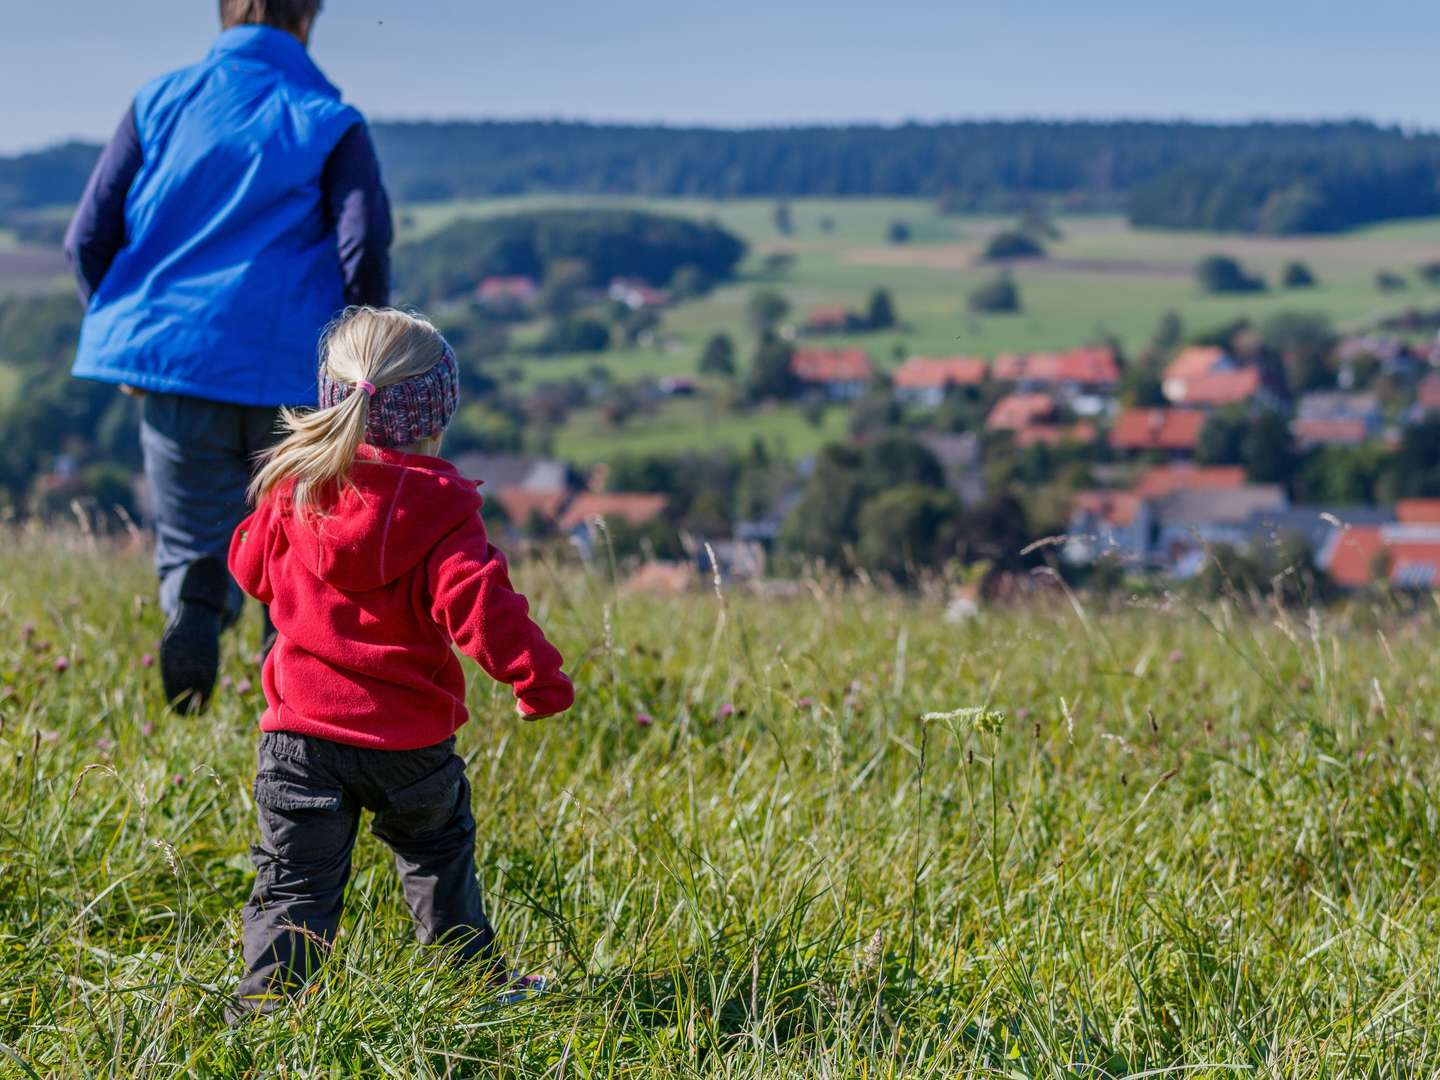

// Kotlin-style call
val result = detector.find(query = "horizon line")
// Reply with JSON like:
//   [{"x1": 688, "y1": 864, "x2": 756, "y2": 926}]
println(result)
[{"x1": 9, "y1": 111, "x2": 1438, "y2": 158}]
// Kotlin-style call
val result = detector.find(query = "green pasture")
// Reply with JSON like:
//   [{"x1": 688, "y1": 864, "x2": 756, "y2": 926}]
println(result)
[{"x1": 4, "y1": 531, "x2": 1440, "y2": 1074}]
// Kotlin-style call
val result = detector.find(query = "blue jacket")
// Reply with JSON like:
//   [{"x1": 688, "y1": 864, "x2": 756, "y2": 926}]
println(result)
[{"x1": 68, "y1": 26, "x2": 392, "y2": 407}]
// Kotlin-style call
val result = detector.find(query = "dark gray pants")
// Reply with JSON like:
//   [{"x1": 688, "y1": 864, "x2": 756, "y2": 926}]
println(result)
[
  {"x1": 139, "y1": 393, "x2": 281, "y2": 620},
  {"x1": 238, "y1": 731, "x2": 500, "y2": 1012}
]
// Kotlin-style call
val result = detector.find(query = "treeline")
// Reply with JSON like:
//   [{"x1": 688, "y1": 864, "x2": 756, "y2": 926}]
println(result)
[
  {"x1": 1129, "y1": 149, "x2": 1440, "y2": 234},
  {"x1": 367, "y1": 120, "x2": 1440, "y2": 208},
  {"x1": 9, "y1": 120, "x2": 1440, "y2": 231},
  {"x1": 393, "y1": 209, "x2": 746, "y2": 304}
]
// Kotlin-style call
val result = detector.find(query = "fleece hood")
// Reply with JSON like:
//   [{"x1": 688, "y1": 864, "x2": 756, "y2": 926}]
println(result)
[{"x1": 269, "y1": 446, "x2": 482, "y2": 593}]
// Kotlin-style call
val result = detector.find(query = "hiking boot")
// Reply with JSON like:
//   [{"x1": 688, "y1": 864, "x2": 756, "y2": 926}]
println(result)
[{"x1": 160, "y1": 557, "x2": 229, "y2": 713}]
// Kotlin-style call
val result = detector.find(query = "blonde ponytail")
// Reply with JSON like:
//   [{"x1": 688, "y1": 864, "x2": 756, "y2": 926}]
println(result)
[{"x1": 250, "y1": 306, "x2": 449, "y2": 516}]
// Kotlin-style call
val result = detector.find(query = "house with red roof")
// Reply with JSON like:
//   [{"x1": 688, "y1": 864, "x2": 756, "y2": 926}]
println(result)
[
  {"x1": 475, "y1": 275, "x2": 539, "y2": 316},
  {"x1": 803, "y1": 305, "x2": 858, "y2": 334},
  {"x1": 1065, "y1": 465, "x2": 1285, "y2": 572},
  {"x1": 1168, "y1": 368, "x2": 1267, "y2": 408},
  {"x1": 893, "y1": 356, "x2": 988, "y2": 406},
  {"x1": 986, "y1": 392, "x2": 1058, "y2": 432},
  {"x1": 791, "y1": 348, "x2": 874, "y2": 400},
  {"x1": 1293, "y1": 392, "x2": 1382, "y2": 448},
  {"x1": 1161, "y1": 347, "x2": 1281, "y2": 411},
  {"x1": 1321, "y1": 508, "x2": 1440, "y2": 589},
  {"x1": 1066, "y1": 490, "x2": 1151, "y2": 565},
  {"x1": 1109, "y1": 408, "x2": 1208, "y2": 457},
  {"x1": 559, "y1": 491, "x2": 670, "y2": 558},
  {"x1": 1131, "y1": 464, "x2": 1247, "y2": 499},
  {"x1": 992, "y1": 347, "x2": 1120, "y2": 393}
]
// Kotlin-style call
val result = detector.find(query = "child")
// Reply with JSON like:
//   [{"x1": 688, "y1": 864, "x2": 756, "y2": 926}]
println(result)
[{"x1": 227, "y1": 306, "x2": 573, "y2": 1015}]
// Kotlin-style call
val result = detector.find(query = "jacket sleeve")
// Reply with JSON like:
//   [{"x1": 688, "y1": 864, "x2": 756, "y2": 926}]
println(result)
[
  {"x1": 64, "y1": 104, "x2": 143, "y2": 302},
  {"x1": 426, "y1": 512, "x2": 574, "y2": 716},
  {"x1": 322, "y1": 122, "x2": 393, "y2": 307},
  {"x1": 228, "y1": 505, "x2": 275, "y2": 605}
]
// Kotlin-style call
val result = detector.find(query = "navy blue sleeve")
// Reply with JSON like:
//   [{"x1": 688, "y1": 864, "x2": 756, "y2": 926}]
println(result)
[
  {"x1": 64, "y1": 104, "x2": 143, "y2": 302},
  {"x1": 322, "y1": 122, "x2": 393, "y2": 307}
]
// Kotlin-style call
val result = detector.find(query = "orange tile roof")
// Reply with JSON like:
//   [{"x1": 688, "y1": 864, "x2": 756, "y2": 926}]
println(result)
[
  {"x1": 494, "y1": 488, "x2": 571, "y2": 527},
  {"x1": 559, "y1": 492, "x2": 668, "y2": 531},
  {"x1": 990, "y1": 347, "x2": 1119, "y2": 386},
  {"x1": 1166, "y1": 367, "x2": 1261, "y2": 407},
  {"x1": 987, "y1": 392, "x2": 1057, "y2": 431},
  {"x1": 1325, "y1": 517, "x2": 1440, "y2": 587},
  {"x1": 1073, "y1": 490, "x2": 1144, "y2": 528},
  {"x1": 1323, "y1": 526, "x2": 1384, "y2": 587},
  {"x1": 893, "y1": 356, "x2": 988, "y2": 389},
  {"x1": 991, "y1": 353, "x2": 1026, "y2": 381},
  {"x1": 1164, "y1": 346, "x2": 1230, "y2": 383},
  {"x1": 1053, "y1": 346, "x2": 1121, "y2": 384},
  {"x1": 1397, "y1": 499, "x2": 1440, "y2": 524},
  {"x1": 791, "y1": 348, "x2": 873, "y2": 384},
  {"x1": 805, "y1": 305, "x2": 853, "y2": 329},
  {"x1": 1132, "y1": 465, "x2": 1247, "y2": 498},
  {"x1": 1109, "y1": 408, "x2": 1208, "y2": 452}
]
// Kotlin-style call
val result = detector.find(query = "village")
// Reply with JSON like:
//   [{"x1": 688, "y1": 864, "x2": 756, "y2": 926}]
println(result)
[{"x1": 451, "y1": 269, "x2": 1440, "y2": 595}]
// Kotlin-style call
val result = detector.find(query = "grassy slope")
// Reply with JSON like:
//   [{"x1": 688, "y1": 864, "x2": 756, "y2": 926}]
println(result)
[
  {"x1": 3, "y1": 533, "x2": 1440, "y2": 1075},
  {"x1": 409, "y1": 197, "x2": 1440, "y2": 460}
]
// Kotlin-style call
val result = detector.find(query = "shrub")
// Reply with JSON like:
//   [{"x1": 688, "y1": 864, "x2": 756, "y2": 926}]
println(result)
[
  {"x1": 968, "y1": 273, "x2": 1021, "y2": 313},
  {"x1": 982, "y1": 230, "x2": 1046, "y2": 260},
  {"x1": 1281, "y1": 261, "x2": 1317, "y2": 288},
  {"x1": 1196, "y1": 255, "x2": 1266, "y2": 294}
]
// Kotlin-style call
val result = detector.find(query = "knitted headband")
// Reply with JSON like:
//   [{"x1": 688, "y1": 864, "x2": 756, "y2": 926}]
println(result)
[{"x1": 317, "y1": 343, "x2": 460, "y2": 449}]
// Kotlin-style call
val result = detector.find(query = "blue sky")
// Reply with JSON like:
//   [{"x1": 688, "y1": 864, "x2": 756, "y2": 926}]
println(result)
[{"x1": 4, "y1": 0, "x2": 1438, "y2": 152}]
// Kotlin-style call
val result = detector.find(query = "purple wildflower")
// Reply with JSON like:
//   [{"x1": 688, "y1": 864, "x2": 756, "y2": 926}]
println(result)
[
  {"x1": 635, "y1": 712, "x2": 653, "y2": 728},
  {"x1": 53, "y1": 655, "x2": 70, "y2": 673},
  {"x1": 717, "y1": 703, "x2": 735, "y2": 719},
  {"x1": 140, "y1": 653, "x2": 155, "y2": 669}
]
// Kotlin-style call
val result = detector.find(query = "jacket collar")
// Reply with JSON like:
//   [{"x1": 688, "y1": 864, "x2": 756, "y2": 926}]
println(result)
[{"x1": 207, "y1": 25, "x2": 342, "y2": 99}]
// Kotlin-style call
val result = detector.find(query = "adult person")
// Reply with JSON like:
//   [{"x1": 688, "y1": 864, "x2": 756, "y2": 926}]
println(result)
[{"x1": 64, "y1": 0, "x2": 392, "y2": 712}]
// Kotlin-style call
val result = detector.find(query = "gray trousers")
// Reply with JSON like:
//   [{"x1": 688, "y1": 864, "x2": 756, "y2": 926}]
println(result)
[
  {"x1": 139, "y1": 393, "x2": 281, "y2": 619},
  {"x1": 238, "y1": 731, "x2": 500, "y2": 1011}
]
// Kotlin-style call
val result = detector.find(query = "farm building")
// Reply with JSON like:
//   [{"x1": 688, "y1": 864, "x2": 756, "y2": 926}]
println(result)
[
  {"x1": 790, "y1": 348, "x2": 874, "y2": 400},
  {"x1": 1109, "y1": 408, "x2": 1207, "y2": 457},
  {"x1": 892, "y1": 356, "x2": 987, "y2": 406}
]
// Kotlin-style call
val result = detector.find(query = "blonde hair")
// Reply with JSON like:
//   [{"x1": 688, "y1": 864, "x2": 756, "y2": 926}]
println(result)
[{"x1": 250, "y1": 307, "x2": 449, "y2": 515}]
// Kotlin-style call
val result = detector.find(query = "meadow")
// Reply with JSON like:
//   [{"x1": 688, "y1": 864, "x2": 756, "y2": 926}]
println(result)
[
  {"x1": 4, "y1": 528, "x2": 1440, "y2": 1076},
  {"x1": 401, "y1": 196, "x2": 1440, "y2": 462}
]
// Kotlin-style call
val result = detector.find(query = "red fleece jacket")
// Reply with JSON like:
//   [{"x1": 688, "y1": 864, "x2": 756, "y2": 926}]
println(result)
[{"x1": 229, "y1": 445, "x2": 573, "y2": 750}]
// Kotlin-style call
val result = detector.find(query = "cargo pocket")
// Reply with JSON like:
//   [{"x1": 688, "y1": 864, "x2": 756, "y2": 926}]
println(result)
[
  {"x1": 252, "y1": 773, "x2": 352, "y2": 867},
  {"x1": 382, "y1": 755, "x2": 466, "y2": 835},
  {"x1": 253, "y1": 774, "x2": 344, "y2": 812}
]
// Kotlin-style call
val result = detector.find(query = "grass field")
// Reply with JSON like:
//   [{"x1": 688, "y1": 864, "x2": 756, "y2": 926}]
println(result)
[
  {"x1": 405, "y1": 196, "x2": 1440, "y2": 361},
  {"x1": 5, "y1": 530, "x2": 1440, "y2": 1075},
  {"x1": 398, "y1": 196, "x2": 1440, "y2": 460}
]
